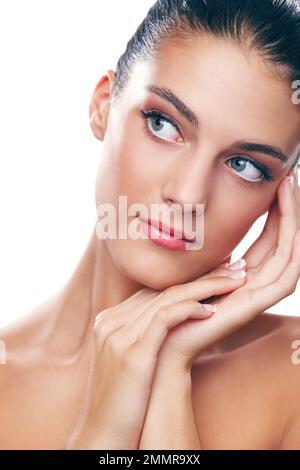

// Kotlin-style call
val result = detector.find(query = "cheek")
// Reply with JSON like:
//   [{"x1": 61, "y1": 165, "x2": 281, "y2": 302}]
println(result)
[
  {"x1": 95, "y1": 133, "x2": 164, "y2": 219},
  {"x1": 216, "y1": 171, "x2": 276, "y2": 223},
  {"x1": 204, "y1": 190, "x2": 273, "y2": 256},
  {"x1": 116, "y1": 139, "x2": 166, "y2": 203}
]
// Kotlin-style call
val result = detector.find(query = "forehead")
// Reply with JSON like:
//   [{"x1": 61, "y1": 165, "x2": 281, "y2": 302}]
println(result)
[{"x1": 125, "y1": 35, "x2": 300, "y2": 160}]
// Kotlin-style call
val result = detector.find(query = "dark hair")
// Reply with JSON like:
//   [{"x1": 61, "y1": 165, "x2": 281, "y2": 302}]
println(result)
[{"x1": 111, "y1": 0, "x2": 300, "y2": 166}]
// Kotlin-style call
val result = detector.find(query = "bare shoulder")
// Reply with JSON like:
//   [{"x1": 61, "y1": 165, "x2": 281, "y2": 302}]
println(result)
[
  {"x1": 262, "y1": 314, "x2": 300, "y2": 449},
  {"x1": 0, "y1": 294, "x2": 58, "y2": 395},
  {"x1": 191, "y1": 312, "x2": 300, "y2": 449},
  {"x1": 0, "y1": 292, "x2": 59, "y2": 355},
  {"x1": 256, "y1": 312, "x2": 300, "y2": 380}
]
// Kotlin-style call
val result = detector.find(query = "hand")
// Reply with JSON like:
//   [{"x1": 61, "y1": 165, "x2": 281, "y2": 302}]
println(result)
[
  {"x1": 65, "y1": 272, "x2": 243, "y2": 449},
  {"x1": 66, "y1": 169, "x2": 299, "y2": 449},
  {"x1": 152, "y1": 169, "x2": 300, "y2": 371}
]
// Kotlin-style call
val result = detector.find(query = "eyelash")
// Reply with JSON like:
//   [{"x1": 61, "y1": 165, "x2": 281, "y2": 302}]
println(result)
[
  {"x1": 140, "y1": 109, "x2": 182, "y2": 145},
  {"x1": 140, "y1": 108, "x2": 274, "y2": 188},
  {"x1": 228, "y1": 157, "x2": 273, "y2": 187}
]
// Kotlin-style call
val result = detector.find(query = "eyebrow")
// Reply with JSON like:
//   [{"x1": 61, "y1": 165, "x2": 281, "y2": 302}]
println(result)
[
  {"x1": 144, "y1": 84, "x2": 288, "y2": 163},
  {"x1": 233, "y1": 141, "x2": 288, "y2": 163},
  {"x1": 144, "y1": 84, "x2": 200, "y2": 130}
]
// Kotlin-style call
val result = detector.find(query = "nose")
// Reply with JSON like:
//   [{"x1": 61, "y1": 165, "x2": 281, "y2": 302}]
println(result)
[{"x1": 161, "y1": 157, "x2": 211, "y2": 211}]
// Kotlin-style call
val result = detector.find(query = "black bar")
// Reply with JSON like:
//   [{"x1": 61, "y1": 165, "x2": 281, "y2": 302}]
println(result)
[{"x1": 0, "y1": 450, "x2": 299, "y2": 467}]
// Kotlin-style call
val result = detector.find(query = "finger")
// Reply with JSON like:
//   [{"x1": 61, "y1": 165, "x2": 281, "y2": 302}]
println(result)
[
  {"x1": 183, "y1": 228, "x2": 300, "y2": 357},
  {"x1": 200, "y1": 261, "x2": 246, "y2": 280},
  {"x1": 242, "y1": 165, "x2": 299, "y2": 273},
  {"x1": 95, "y1": 288, "x2": 157, "y2": 323},
  {"x1": 93, "y1": 290, "x2": 159, "y2": 347},
  {"x1": 218, "y1": 228, "x2": 300, "y2": 328},
  {"x1": 117, "y1": 271, "x2": 246, "y2": 344},
  {"x1": 250, "y1": 176, "x2": 298, "y2": 286},
  {"x1": 242, "y1": 198, "x2": 279, "y2": 270},
  {"x1": 159, "y1": 272, "x2": 247, "y2": 305},
  {"x1": 143, "y1": 273, "x2": 246, "y2": 330},
  {"x1": 93, "y1": 267, "x2": 244, "y2": 348},
  {"x1": 249, "y1": 168, "x2": 300, "y2": 274},
  {"x1": 206, "y1": 253, "x2": 232, "y2": 272},
  {"x1": 293, "y1": 166, "x2": 300, "y2": 225},
  {"x1": 288, "y1": 164, "x2": 300, "y2": 225},
  {"x1": 287, "y1": 165, "x2": 299, "y2": 225},
  {"x1": 127, "y1": 300, "x2": 216, "y2": 371}
]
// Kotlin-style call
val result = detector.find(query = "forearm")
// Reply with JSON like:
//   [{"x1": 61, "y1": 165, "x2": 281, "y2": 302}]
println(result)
[{"x1": 138, "y1": 365, "x2": 202, "y2": 450}]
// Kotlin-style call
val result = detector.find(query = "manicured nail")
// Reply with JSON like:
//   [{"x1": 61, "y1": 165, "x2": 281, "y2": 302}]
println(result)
[
  {"x1": 224, "y1": 258, "x2": 246, "y2": 270},
  {"x1": 202, "y1": 304, "x2": 217, "y2": 313},
  {"x1": 229, "y1": 269, "x2": 246, "y2": 279}
]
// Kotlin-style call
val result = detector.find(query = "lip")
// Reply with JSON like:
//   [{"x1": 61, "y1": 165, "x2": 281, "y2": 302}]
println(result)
[{"x1": 138, "y1": 214, "x2": 196, "y2": 243}]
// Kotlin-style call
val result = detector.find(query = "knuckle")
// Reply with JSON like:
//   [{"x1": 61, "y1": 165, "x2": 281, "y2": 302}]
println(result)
[
  {"x1": 152, "y1": 307, "x2": 169, "y2": 325},
  {"x1": 288, "y1": 282, "x2": 297, "y2": 295},
  {"x1": 277, "y1": 278, "x2": 293, "y2": 296},
  {"x1": 274, "y1": 277, "x2": 285, "y2": 291},
  {"x1": 285, "y1": 286, "x2": 294, "y2": 297},
  {"x1": 106, "y1": 331, "x2": 127, "y2": 356},
  {"x1": 280, "y1": 271, "x2": 299, "y2": 295},
  {"x1": 94, "y1": 309, "x2": 110, "y2": 326},
  {"x1": 161, "y1": 286, "x2": 178, "y2": 298},
  {"x1": 93, "y1": 318, "x2": 112, "y2": 340}
]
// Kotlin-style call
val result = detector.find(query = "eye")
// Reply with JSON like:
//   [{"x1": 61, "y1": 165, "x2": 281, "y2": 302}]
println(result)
[
  {"x1": 140, "y1": 109, "x2": 183, "y2": 143},
  {"x1": 226, "y1": 156, "x2": 274, "y2": 187}
]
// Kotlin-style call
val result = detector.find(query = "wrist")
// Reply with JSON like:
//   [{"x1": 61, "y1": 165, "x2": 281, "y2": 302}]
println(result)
[
  {"x1": 154, "y1": 359, "x2": 192, "y2": 385},
  {"x1": 139, "y1": 365, "x2": 197, "y2": 450},
  {"x1": 151, "y1": 362, "x2": 192, "y2": 400}
]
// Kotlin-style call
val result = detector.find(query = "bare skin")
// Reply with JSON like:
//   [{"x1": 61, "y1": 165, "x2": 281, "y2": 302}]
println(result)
[
  {"x1": 0, "y1": 298, "x2": 299, "y2": 449},
  {"x1": 0, "y1": 35, "x2": 299, "y2": 449}
]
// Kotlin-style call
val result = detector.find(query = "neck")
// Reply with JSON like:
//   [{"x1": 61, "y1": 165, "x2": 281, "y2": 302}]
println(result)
[{"x1": 42, "y1": 217, "x2": 144, "y2": 360}]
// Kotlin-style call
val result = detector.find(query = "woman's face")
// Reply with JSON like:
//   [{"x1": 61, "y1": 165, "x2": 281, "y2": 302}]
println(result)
[{"x1": 91, "y1": 35, "x2": 300, "y2": 290}]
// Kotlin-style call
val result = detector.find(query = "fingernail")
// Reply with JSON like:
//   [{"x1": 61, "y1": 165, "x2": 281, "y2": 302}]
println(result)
[
  {"x1": 224, "y1": 258, "x2": 246, "y2": 270},
  {"x1": 229, "y1": 269, "x2": 246, "y2": 279},
  {"x1": 288, "y1": 175, "x2": 295, "y2": 192},
  {"x1": 202, "y1": 304, "x2": 217, "y2": 313}
]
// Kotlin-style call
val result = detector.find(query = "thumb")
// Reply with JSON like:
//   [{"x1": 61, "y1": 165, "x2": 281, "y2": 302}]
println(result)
[{"x1": 202, "y1": 254, "x2": 233, "y2": 279}]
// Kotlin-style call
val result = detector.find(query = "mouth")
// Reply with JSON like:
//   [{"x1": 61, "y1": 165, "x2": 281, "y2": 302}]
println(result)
[{"x1": 137, "y1": 212, "x2": 196, "y2": 243}]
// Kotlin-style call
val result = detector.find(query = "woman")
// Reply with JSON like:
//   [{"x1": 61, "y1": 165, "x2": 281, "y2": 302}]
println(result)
[{"x1": 1, "y1": 0, "x2": 300, "y2": 450}]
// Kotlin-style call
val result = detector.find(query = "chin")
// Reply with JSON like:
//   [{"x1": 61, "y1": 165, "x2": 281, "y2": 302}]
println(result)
[{"x1": 106, "y1": 236, "x2": 209, "y2": 291}]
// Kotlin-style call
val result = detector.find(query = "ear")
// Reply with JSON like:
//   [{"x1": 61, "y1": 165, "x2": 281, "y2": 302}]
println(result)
[{"x1": 89, "y1": 69, "x2": 116, "y2": 141}]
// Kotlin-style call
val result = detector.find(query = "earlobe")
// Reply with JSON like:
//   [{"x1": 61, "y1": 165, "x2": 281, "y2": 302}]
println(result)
[{"x1": 89, "y1": 107, "x2": 105, "y2": 141}]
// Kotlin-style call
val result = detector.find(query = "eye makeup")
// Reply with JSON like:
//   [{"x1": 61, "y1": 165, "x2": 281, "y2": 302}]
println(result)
[
  {"x1": 226, "y1": 156, "x2": 274, "y2": 188},
  {"x1": 139, "y1": 107, "x2": 275, "y2": 188},
  {"x1": 140, "y1": 108, "x2": 183, "y2": 145}
]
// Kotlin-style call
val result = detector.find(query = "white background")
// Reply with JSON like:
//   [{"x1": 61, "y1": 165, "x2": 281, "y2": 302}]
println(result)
[{"x1": 0, "y1": 0, "x2": 298, "y2": 329}]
